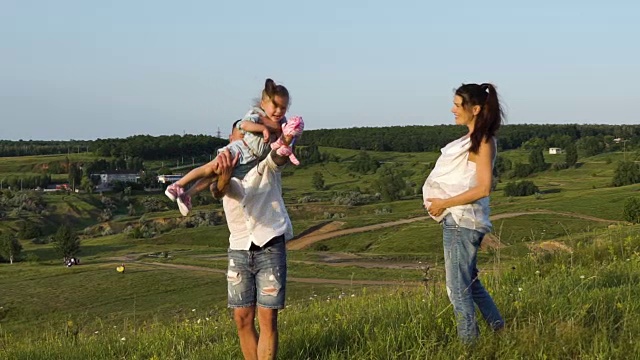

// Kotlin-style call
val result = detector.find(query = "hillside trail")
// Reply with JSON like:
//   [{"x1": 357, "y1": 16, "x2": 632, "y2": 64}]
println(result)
[
  {"x1": 286, "y1": 210, "x2": 621, "y2": 250},
  {"x1": 107, "y1": 210, "x2": 619, "y2": 286}
]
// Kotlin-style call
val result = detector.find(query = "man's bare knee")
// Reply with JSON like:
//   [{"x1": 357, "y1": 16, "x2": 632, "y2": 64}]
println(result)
[
  {"x1": 257, "y1": 308, "x2": 278, "y2": 332},
  {"x1": 234, "y1": 308, "x2": 255, "y2": 329}
]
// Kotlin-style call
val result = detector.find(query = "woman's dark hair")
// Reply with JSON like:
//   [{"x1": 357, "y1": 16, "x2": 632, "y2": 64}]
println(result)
[
  {"x1": 262, "y1": 78, "x2": 290, "y2": 105},
  {"x1": 455, "y1": 83, "x2": 504, "y2": 153}
]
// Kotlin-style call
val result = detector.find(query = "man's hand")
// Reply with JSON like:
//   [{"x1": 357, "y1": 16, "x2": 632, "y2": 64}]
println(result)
[{"x1": 211, "y1": 149, "x2": 240, "y2": 198}]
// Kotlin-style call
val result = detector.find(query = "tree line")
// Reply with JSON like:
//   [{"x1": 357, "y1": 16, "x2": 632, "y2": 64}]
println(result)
[
  {"x1": 0, "y1": 140, "x2": 92, "y2": 157},
  {"x1": 2, "y1": 125, "x2": 638, "y2": 159},
  {"x1": 298, "y1": 124, "x2": 640, "y2": 152},
  {"x1": 0, "y1": 135, "x2": 228, "y2": 160}
]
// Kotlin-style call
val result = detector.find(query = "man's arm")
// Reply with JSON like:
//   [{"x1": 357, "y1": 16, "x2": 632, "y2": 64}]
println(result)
[
  {"x1": 270, "y1": 149, "x2": 289, "y2": 166},
  {"x1": 209, "y1": 149, "x2": 240, "y2": 199}
]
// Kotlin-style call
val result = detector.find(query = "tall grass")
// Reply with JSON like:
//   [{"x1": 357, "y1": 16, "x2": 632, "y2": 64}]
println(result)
[{"x1": 2, "y1": 227, "x2": 639, "y2": 359}]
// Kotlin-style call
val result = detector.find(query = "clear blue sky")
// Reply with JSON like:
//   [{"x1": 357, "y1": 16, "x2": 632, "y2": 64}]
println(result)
[{"x1": 1, "y1": 0, "x2": 637, "y2": 140}]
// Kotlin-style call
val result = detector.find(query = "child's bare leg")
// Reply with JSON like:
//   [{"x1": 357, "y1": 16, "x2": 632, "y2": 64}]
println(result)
[
  {"x1": 175, "y1": 158, "x2": 219, "y2": 187},
  {"x1": 185, "y1": 176, "x2": 217, "y2": 198}
]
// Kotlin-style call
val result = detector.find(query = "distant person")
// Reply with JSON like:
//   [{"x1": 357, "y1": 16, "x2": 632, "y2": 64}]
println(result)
[
  {"x1": 165, "y1": 79, "x2": 303, "y2": 216},
  {"x1": 422, "y1": 83, "x2": 505, "y2": 343},
  {"x1": 210, "y1": 137, "x2": 299, "y2": 360}
]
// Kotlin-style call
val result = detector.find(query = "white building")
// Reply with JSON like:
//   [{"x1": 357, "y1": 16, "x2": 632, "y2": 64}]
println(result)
[
  {"x1": 157, "y1": 174, "x2": 184, "y2": 184},
  {"x1": 92, "y1": 173, "x2": 140, "y2": 188},
  {"x1": 548, "y1": 147, "x2": 564, "y2": 155}
]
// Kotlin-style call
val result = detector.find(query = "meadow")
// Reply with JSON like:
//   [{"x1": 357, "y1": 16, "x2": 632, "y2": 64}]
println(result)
[{"x1": 1, "y1": 147, "x2": 639, "y2": 358}]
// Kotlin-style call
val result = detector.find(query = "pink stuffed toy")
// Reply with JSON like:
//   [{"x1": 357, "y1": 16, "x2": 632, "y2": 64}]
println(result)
[{"x1": 271, "y1": 115, "x2": 304, "y2": 165}]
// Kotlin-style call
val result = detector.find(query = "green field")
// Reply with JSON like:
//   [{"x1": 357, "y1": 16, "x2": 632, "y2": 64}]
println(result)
[{"x1": 1, "y1": 147, "x2": 640, "y2": 358}]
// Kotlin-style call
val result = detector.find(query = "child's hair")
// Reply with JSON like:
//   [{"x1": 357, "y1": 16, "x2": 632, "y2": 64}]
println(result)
[
  {"x1": 232, "y1": 119, "x2": 242, "y2": 130},
  {"x1": 455, "y1": 83, "x2": 504, "y2": 153},
  {"x1": 261, "y1": 78, "x2": 290, "y2": 105}
]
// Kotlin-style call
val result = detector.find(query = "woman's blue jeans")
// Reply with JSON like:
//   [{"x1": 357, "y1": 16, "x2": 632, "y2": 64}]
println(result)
[{"x1": 442, "y1": 214, "x2": 504, "y2": 342}]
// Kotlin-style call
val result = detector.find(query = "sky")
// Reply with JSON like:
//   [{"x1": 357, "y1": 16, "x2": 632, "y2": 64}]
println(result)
[{"x1": 1, "y1": 0, "x2": 638, "y2": 140}]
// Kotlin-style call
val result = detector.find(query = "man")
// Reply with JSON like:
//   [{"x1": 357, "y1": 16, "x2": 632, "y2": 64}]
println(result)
[{"x1": 211, "y1": 140, "x2": 295, "y2": 360}]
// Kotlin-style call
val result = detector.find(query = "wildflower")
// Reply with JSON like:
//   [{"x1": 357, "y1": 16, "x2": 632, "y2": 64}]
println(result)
[
  {"x1": 94, "y1": 331, "x2": 99, "y2": 334},
  {"x1": 197, "y1": 319, "x2": 201, "y2": 324},
  {"x1": 580, "y1": 275, "x2": 585, "y2": 279},
  {"x1": 535, "y1": 270, "x2": 540, "y2": 275},
  {"x1": 205, "y1": 317, "x2": 210, "y2": 321},
  {"x1": 518, "y1": 287, "x2": 523, "y2": 292},
  {"x1": 120, "y1": 337, "x2": 126, "y2": 341},
  {"x1": 192, "y1": 308, "x2": 196, "y2": 312},
  {"x1": 351, "y1": 294, "x2": 355, "y2": 297}
]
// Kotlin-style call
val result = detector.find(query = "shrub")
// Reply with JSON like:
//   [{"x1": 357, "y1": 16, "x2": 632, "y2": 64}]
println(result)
[
  {"x1": 503, "y1": 180, "x2": 539, "y2": 197},
  {"x1": 623, "y1": 197, "x2": 640, "y2": 224}
]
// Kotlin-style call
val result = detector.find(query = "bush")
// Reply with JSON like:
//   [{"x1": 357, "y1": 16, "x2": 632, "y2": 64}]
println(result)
[
  {"x1": 312, "y1": 172, "x2": 325, "y2": 190},
  {"x1": 24, "y1": 253, "x2": 40, "y2": 263},
  {"x1": 551, "y1": 162, "x2": 569, "y2": 171},
  {"x1": 511, "y1": 162, "x2": 534, "y2": 178},
  {"x1": 349, "y1": 151, "x2": 380, "y2": 174},
  {"x1": 52, "y1": 225, "x2": 80, "y2": 260},
  {"x1": 623, "y1": 197, "x2": 640, "y2": 223},
  {"x1": 17, "y1": 221, "x2": 42, "y2": 239},
  {"x1": 503, "y1": 180, "x2": 539, "y2": 197},
  {"x1": 332, "y1": 191, "x2": 380, "y2": 206},
  {"x1": 141, "y1": 197, "x2": 167, "y2": 213},
  {"x1": 297, "y1": 196, "x2": 319, "y2": 204},
  {"x1": 612, "y1": 161, "x2": 640, "y2": 187},
  {"x1": 312, "y1": 243, "x2": 330, "y2": 251}
]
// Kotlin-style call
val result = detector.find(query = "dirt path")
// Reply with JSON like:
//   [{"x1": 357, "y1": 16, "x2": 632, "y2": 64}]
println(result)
[
  {"x1": 286, "y1": 210, "x2": 621, "y2": 250},
  {"x1": 106, "y1": 210, "x2": 619, "y2": 286},
  {"x1": 286, "y1": 217, "x2": 431, "y2": 250}
]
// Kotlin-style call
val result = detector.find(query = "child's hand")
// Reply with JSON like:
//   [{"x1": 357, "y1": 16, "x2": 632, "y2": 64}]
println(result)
[
  {"x1": 262, "y1": 127, "x2": 271, "y2": 143},
  {"x1": 283, "y1": 116, "x2": 304, "y2": 138}
]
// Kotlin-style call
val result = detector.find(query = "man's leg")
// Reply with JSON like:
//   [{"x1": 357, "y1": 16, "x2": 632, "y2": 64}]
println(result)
[
  {"x1": 228, "y1": 249, "x2": 258, "y2": 360},
  {"x1": 254, "y1": 238, "x2": 287, "y2": 360},
  {"x1": 234, "y1": 307, "x2": 258, "y2": 360},
  {"x1": 257, "y1": 307, "x2": 278, "y2": 360}
]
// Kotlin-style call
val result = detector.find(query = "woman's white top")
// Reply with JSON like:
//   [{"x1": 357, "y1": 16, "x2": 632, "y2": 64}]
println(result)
[{"x1": 422, "y1": 136, "x2": 494, "y2": 234}]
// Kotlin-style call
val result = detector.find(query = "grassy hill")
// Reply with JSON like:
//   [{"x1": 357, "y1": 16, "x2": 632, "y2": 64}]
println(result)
[
  {"x1": 1, "y1": 147, "x2": 640, "y2": 358},
  {"x1": 1, "y1": 225, "x2": 638, "y2": 359}
]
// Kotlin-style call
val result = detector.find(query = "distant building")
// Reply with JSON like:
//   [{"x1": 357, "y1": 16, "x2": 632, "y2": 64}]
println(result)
[
  {"x1": 157, "y1": 174, "x2": 184, "y2": 184},
  {"x1": 548, "y1": 147, "x2": 564, "y2": 155},
  {"x1": 613, "y1": 138, "x2": 624, "y2": 144},
  {"x1": 91, "y1": 172, "x2": 140, "y2": 189}
]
